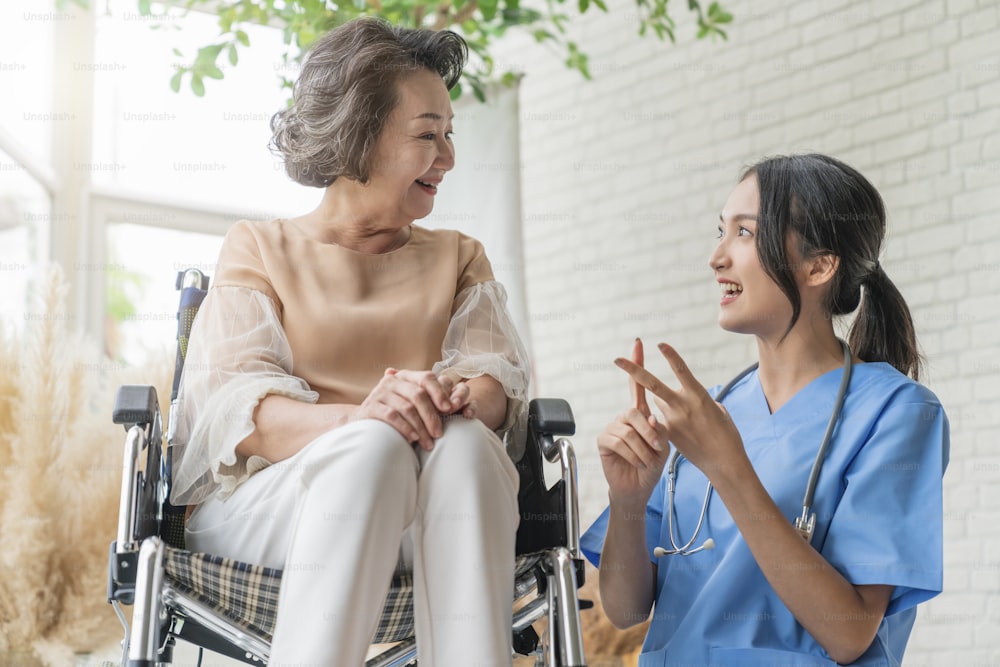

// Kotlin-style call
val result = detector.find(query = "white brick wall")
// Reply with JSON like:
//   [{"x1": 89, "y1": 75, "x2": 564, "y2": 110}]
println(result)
[{"x1": 495, "y1": 0, "x2": 1000, "y2": 662}]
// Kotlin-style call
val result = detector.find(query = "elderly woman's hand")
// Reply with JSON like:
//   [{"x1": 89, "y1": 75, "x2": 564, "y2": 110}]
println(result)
[
  {"x1": 443, "y1": 379, "x2": 479, "y2": 421},
  {"x1": 354, "y1": 368, "x2": 467, "y2": 450}
]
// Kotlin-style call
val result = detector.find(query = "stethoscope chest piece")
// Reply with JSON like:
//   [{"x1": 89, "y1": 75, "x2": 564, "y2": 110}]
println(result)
[{"x1": 794, "y1": 510, "x2": 816, "y2": 542}]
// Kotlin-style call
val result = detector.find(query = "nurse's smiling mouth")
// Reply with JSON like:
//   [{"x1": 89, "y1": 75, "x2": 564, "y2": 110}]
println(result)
[{"x1": 719, "y1": 279, "x2": 743, "y2": 305}]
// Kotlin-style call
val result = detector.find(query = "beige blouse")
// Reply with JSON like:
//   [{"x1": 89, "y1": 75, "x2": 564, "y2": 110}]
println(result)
[{"x1": 171, "y1": 220, "x2": 530, "y2": 505}]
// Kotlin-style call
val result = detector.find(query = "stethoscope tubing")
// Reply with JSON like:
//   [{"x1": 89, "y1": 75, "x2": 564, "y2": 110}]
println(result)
[{"x1": 801, "y1": 340, "x2": 853, "y2": 517}]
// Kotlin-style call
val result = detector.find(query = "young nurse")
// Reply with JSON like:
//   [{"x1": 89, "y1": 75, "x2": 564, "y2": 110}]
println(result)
[{"x1": 582, "y1": 154, "x2": 949, "y2": 666}]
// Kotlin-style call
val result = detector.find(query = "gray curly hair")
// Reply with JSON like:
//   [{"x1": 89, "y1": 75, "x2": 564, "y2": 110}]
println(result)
[{"x1": 270, "y1": 17, "x2": 467, "y2": 188}]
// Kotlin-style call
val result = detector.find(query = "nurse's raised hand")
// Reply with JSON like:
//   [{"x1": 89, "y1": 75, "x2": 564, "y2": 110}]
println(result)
[
  {"x1": 615, "y1": 342, "x2": 745, "y2": 480},
  {"x1": 599, "y1": 339, "x2": 670, "y2": 508}
]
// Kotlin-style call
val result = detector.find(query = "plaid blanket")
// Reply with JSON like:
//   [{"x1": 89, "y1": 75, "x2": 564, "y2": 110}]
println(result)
[{"x1": 163, "y1": 546, "x2": 415, "y2": 644}]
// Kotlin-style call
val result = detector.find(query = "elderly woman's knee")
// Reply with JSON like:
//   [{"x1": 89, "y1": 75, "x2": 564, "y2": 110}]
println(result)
[
  {"x1": 303, "y1": 419, "x2": 416, "y2": 488},
  {"x1": 430, "y1": 417, "x2": 517, "y2": 485}
]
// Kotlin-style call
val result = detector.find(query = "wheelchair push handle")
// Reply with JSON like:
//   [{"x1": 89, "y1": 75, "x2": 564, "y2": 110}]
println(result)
[{"x1": 172, "y1": 268, "x2": 210, "y2": 402}]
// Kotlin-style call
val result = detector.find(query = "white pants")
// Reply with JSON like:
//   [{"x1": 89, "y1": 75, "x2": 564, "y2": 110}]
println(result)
[{"x1": 185, "y1": 417, "x2": 520, "y2": 667}]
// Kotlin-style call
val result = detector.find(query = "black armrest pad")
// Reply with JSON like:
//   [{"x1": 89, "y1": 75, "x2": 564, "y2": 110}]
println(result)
[
  {"x1": 528, "y1": 398, "x2": 575, "y2": 436},
  {"x1": 113, "y1": 385, "x2": 159, "y2": 426}
]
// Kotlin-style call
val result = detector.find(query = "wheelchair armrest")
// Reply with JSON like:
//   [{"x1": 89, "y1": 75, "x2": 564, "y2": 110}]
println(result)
[
  {"x1": 112, "y1": 385, "x2": 164, "y2": 552},
  {"x1": 113, "y1": 385, "x2": 159, "y2": 428},
  {"x1": 528, "y1": 398, "x2": 575, "y2": 437},
  {"x1": 517, "y1": 399, "x2": 580, "y2": 557}
]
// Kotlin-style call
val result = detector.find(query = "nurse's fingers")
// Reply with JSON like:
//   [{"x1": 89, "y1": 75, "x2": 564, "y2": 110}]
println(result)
[
  {"x1": 606, "y1": 417, "x2": 659, "y2": 468},
  {"x1": 597, "y1": 428, "x2": 651, "y2": 471},
  {"x1": 621, "y1": 407, "x2": 663, "y2": 452},
  {"x1": 615, "y1": 357, "x2": 680, "y2": 405},
  {"x1": 630, "y1": 338, "x2": 651, "y2": 416},
  {"x1": 656, "y1": 342, "x2": 704, "y2": 392},
  {"x1": 649, "y1": 414, "x2": 669, "y2": 451}
]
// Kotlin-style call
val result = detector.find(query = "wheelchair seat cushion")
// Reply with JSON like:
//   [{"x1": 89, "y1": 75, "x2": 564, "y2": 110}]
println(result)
[{"x1": 163, "y1": 546, "x2": 416, "y2": 644}]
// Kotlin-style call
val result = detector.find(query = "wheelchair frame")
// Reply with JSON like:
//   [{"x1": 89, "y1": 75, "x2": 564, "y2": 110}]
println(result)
[{"x1": 106, "y1": 268, "x2": 589, "y2": 667}]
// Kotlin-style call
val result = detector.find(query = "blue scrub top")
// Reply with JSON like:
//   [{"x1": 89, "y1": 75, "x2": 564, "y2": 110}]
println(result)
[{"x1": 581, "y1": 362, "x2": 949, "y2": 667}]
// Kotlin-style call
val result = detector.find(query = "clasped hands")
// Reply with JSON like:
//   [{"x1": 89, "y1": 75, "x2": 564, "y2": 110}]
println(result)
[
  {"x1": 354, "y1": 368, "x2": 475, "y2": 450},
  {"x1": 599, "y1": 339, "x2": 743, "y2": 507}
]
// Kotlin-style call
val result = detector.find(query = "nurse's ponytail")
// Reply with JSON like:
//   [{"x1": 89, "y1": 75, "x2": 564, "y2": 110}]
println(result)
[
  {"x1": 746, "y1": 154, "x2": 922, "y2": 380},
  {"x1": 850, "y1": 261, "x2": 921, "y2": 380}
]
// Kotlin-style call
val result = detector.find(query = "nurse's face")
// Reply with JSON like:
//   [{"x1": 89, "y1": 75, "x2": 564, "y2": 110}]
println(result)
[{"x1": 708, "y1": 175, "x2": 795, "y2": 339}]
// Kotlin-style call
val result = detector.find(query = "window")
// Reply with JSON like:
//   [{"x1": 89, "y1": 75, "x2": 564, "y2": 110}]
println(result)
[
  {"x1": 0, "y1": 148, "x2": 51, "y2": 331},
  {"x1": 87, "y1": 0, "x2": 317, "y2": 363}
]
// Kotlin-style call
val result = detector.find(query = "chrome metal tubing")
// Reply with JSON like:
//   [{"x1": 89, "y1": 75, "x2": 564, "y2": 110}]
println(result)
[
  {"x1": 166, "y1": 398, "x2": 179, "y2": 447},
  {"x1": 112, "y1": 599, "x2": 131, "y2": 667},
  {"x1": 545, "y1": 547, "x2": 586, "y2": 666},
  {"x1": 545, "y1": 573, "x2": 558, "y2": 667},
  {"x1": 514, "y1": 555, "x2": 542, "y2": 599},
  {"x1": 365, "y1": 638, "x2": 417, "y2": 667},
  {"x1": 538, "y1": 434, "x2": 582, "y2": 560},
  {"x1": 555, "y1": 438, "x2": 581, "y2": 559},
  {"x1": 540, "y1": 433, "x2": 558, "y2": 463},
  {"x1": 180, "y1": 268, "x2": 204, "y2": 290},
  {"x1": 161, "y1": 585, "x2": 270, "y2": 662},
  {"x1": 128, "y1": 538, "x2": 166, "y2": 662},
  {"x1": 117, "y1": 425, "x2": 147, "y2": 552},
  {"x1": 512, "y1": 595, "x2": 547, "y2": 633}
]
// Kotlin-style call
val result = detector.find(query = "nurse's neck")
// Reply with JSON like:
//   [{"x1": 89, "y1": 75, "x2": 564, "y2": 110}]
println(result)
[{"x1": 754, "y1": 327, "x2": 846, "y2": 415}]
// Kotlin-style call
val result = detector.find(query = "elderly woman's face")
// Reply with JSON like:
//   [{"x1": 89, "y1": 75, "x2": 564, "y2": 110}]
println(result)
[{"x1": 367, "y1": 67, "x2": 456, "y2": 223}]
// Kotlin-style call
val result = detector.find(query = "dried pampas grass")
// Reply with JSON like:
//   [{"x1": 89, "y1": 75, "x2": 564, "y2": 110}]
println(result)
[{"x1": 0, "y1": 265, "x2": 172, "y2": 666}]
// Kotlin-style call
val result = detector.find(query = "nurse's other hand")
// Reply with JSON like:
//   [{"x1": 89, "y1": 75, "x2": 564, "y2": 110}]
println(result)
[
  {"x1": 354, "y1": 368, "x2": 455, "y2": 450},
  {"x1": 600, "y1": 338, "x2": 669, "y2": 508},
  {"x1": 598, "y1": 409, "x2": 670, "y2": 508}
]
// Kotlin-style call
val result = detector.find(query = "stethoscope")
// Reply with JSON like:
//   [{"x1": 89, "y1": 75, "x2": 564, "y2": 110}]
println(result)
[{"x1": 653, "y1": 339, "x2": 853, "y2": 557}]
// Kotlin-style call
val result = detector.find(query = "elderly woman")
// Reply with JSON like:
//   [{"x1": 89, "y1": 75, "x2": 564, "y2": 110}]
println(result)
[{"x1": 170, "y1": 18, "x2": 528, "y2": 667}]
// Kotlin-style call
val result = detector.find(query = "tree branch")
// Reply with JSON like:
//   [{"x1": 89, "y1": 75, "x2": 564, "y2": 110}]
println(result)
[{"x1": 454, "y1": 1, "x2": 479, "y2": 25}]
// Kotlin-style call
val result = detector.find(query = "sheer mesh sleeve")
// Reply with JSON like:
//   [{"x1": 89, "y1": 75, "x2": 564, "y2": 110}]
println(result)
[
  {"x1": 432, "y1": 280, "x2": 531, "y2": 460},
  {"x1": 170, "y1": 286, "x2": 318, "y2": 505}
]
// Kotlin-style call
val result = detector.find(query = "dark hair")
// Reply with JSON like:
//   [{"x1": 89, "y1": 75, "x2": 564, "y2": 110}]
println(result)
[
  {"x1": 270, "y1": 17, "x2": 467, "y2": 188},
  {"x1": 743, "y1": 153, "x2": 922, "y2": 380}
]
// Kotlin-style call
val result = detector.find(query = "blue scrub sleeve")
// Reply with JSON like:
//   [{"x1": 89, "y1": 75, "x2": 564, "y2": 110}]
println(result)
[
  {"x1": 581, "y1": 475, "x2": 668, "y2": 568},
  {"x1": 821, "y1": 390, "x2": 949, "y2": 617}
]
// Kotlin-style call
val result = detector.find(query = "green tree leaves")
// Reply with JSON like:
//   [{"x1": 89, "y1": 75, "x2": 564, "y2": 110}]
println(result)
[{"x1": 67, "y1": 0, "x2": 732, "y2": 100}]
